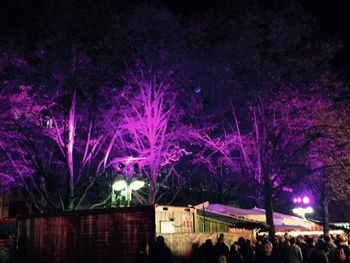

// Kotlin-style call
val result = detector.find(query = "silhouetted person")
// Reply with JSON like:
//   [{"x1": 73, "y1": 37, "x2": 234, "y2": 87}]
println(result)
[
  {"x1": 188, "y1": 243, "x2": 202, "y2": 263},
  {"x1": 136, "y1": 241, "x2": 149, "y2": 263},
  {"x1": 238, "y1": 237, "x2": 255, "y2": 263},
  {"x1": 214, "y1": 234, "x2": 229, "y2": 261},
  {"x1": 149, "y1": 236, "x2": 173, "y2": 263},
  {"x1": 201, "y1": 239, "x2": 216, "y2": 263},
  {"x1": 227, "y1": 243, "x2": 243, "y2": 263},
  {"x1": 255, "y1": 240, "x2": 279, "y2": 263},
  {"x1": 308, "y1": 239, "x2": 329, "y2": 263}
]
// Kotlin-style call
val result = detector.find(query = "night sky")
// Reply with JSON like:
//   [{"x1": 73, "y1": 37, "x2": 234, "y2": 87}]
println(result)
[{"x1": 1, "y1": 0, "x2": 350, "y2": 75}]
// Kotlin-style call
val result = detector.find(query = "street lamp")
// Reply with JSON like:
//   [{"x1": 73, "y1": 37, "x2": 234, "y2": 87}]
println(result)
[
  {"x1": 111, "y1": 178, "x2": 145, "y2": 207},
  {"x1": 292, "y1": 194, "x2": 313, "y2": 218},
  {"x1": 292, "y1": 207, "x2": 313, "y2": 218},
  {"x1": 111, "y1": 161, "x2": 145, "y2": 207}
]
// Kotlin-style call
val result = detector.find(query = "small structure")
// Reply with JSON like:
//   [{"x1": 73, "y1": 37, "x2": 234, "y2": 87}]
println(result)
[
  {"x1": 155, "y1": 204, "x2": 258, "y2": 256},
  {"x1": 155, "y1": 205, "x2": 196, "y2": 234}
]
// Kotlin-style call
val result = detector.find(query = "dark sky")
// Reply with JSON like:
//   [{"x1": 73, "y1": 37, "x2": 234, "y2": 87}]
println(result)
[
  {"x1": 1, "y1": 0, "x2": 350, "y2": 75},
  {"x1": 301, "y1": 0, "x2": 350, "y2": 75}
]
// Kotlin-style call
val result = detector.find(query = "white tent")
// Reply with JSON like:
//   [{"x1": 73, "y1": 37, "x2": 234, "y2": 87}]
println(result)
[{"x1": 196, "y1": 202, "x2": 315, "y2": 230}]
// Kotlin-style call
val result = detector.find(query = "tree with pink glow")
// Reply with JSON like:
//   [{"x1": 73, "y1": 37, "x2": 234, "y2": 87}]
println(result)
[
  {"x1": 0, "y1": 44, "x2": 120, "y2": 211},
  {"x1": 308, "y1": 103, "x2": 350, "y2": 233},
  {"x1": 114, "y1": 63, "x2": 191, "y2": 204},
  {"x1": 186, "y1": 1, "x2": 343, "y2": 238}
]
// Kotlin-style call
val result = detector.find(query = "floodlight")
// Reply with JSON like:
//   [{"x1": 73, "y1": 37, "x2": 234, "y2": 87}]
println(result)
[
  {"x1": 130, "y1": 180, "x2": 145, "y2": 190},
  {"x1": 302, "y1": 196, "x2": 310, "y2": 204},
  {"x1": 113, "y1": 180, "x2": 127, "y2": 191}
]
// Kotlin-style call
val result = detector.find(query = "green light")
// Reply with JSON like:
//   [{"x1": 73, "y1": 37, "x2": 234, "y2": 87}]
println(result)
[
  {"x1": 130, "y1": 180, "x2": 145, "y2": 190},
  {"x1": 111, "y1": 178, "x2": 144, "y2": 207}
]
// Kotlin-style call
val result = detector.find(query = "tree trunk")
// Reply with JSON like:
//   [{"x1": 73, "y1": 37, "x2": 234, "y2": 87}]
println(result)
[
  {"x1": 322, "y1": 197, "x2": 330, "y2": 234},
  {"x1": 264, "y1": 172, "x2": 275, "y2": 240},
  {"x1": 321, "y1": 178, "x2": 330, "y2": 234},
  {"x1": 66, "y1": 91, "x2": 77, "y2": 211},
  {"x1": 322, "y1": 201, "x2": 330, "y2": 234}
]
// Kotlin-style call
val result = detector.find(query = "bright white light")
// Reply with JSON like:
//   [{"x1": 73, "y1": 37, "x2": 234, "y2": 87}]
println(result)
[
  {"x1": 292, "y1": 207, "x2": 313, "y2": 217},
  {"x1": 130, "y1": 180, "x2": 145, "y2": 190},
  {"x1": 292, "y1": 207, "x2": 301, "y2": 215},
  {"x1": 305, "y1": 206, "x2": 313, "y2": 213},
  {"x1": 276, "y1": 230, "x2": 344, "y2": 237},
  {"x1": 303, "y1": 196, "x2": 310, "y2": 204},
  {"x1": 113, "y1": 180, "x2": 127, "y2": 191}
]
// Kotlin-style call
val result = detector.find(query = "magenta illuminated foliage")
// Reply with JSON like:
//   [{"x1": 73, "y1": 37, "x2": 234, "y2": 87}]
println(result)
[
  {"x1": 113, "y1": 64, "x2": 192, "y2": 204},
  {"x1": 0, "y1": 1, "x2": 348, "y2": 224}
]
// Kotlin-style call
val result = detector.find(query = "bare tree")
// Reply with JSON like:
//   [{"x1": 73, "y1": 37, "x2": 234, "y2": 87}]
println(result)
[{"x1": 114, "y1": 64, "x2": 191, "y2": 204}]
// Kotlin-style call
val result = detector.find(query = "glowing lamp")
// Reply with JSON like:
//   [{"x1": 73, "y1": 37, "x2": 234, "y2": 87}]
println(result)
[
  {"x1": 297, "y1": 197, "x2": 301, "y2": 203},
  {"x1": 305, "y1": 206, "x2": 313, "y2": 213},
  {"x1": 130, "y1": 180, "x2": 145, "y2": 190},
  {"x1": 302, "y1": 196, "x2": 310, "y2": 204},
  {"x1": 113, "y1": 180, "x2": 127, "y2": 191},
  {"x1": 293, "y1": 198, "x2": 297, "y2": 203},
  {"x1": 292, "y1": 206, "x2": 313, "y2": 218},
  {"x1": 111, "y1": 177, "x2": 145, "y2": 207}
]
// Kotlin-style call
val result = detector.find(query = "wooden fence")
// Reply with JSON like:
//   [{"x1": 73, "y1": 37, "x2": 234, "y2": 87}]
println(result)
[{"x1": 16, "y1": 206, "x2": 155, "y2": 263}]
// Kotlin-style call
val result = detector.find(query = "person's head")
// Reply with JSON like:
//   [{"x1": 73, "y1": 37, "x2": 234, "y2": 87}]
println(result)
[
  {"x1": 297, "y1": 235, "x2": 305, "y2": 244},
  {"x1": 263, "y1": 240, "x2": 273, "y2": 257},
  {"x1": 324, "y1": 234, "x2": 331, "y2": 243},
  {"x1": 216, "y1": 255, "x2": 227, "y2": 263},
  {"x1": 290, "y1": 237, "x2": 296, "y2": 245},
  {"x1": 284, "y1": 232, "x2": 291, "y2": 241},
  {"x1": 339, "y1": 235, "x2": 348, "y2": 243},
  {"x1": 218, "y1": 233, "x2": 225, "y2": 244},
  {"x1": 205, "y1": 239, "x2": 213, "y2": 247},
  {"x1": 230, "y1": 243, "x2": 239, "y2": 252},
  {"x1": 238, "y1": 237, "x2": 246, "y2": 246},
  {"x1": 156, "y1": 236, "x2": 165, "y2": 245},
  {"x1": 316, "y1": 239, "x2": 326, "y2": 250}
]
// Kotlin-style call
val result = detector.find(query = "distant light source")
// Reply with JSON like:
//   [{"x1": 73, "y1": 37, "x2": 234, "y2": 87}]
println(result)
[
  {"x1": 111, "y1": 178, "x2": 145, "y2": 207},
  {"x1": 292, "y1": 206, "x2": 313, "y2": 218},
  {"x1": 293, "y1": 195, "x2": 312, "y2": 205},
  {"x1": 302, "y1": 196, "x2": 310, "y2": 204},
  {"x1": 130, "y1": 180, "x2": 145, "y2": 190},
  {"x1": 113, "y1": 180, "x2": 127, "y2": 191}
]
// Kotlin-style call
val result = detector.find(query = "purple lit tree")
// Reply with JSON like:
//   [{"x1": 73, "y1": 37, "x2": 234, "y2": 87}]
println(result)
[
  {"x1": 185, "y1": 0, "x2": 341, "y2": 238},
  {"x1": 308, "y1": 104, "x2": 350, "y2": 233},
  {"x1": 113, "y1": 63, "x2": 191, "y2": 204},
  {"x1": 0, "y1": 45, "x2": 120, "y2": 211}
]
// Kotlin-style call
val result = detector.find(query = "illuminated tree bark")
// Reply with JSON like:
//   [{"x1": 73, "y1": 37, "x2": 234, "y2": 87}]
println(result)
[{"x1": 116, "y1": 65, "x2": 190, "y2": 204}]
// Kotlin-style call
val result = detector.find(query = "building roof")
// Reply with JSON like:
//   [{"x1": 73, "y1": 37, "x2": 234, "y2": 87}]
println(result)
[{"x1": 195, "y1": 202, "x2": 315, "y2": 230}]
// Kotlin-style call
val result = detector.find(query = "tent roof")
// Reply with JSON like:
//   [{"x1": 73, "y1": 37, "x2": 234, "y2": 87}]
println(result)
[{"x1": 196, "y1": 202, "x2": 315, "y2": 230}]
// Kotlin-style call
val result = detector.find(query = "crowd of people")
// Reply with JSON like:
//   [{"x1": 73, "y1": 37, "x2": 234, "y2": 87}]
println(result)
[{"x1": 137, "y1": 233, "x2": 350, "y2": 263}]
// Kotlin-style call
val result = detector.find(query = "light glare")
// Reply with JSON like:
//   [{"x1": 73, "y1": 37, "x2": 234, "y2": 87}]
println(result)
[
  {"x1": 130, "y1": 180, "x2": 145, "y2": 190},
  {"x1": 302, "y1": 196, "x2": 310, "y2": 204},
  {"x1": 113, "y1": 180, "x2": 127, "y2": 191}
]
